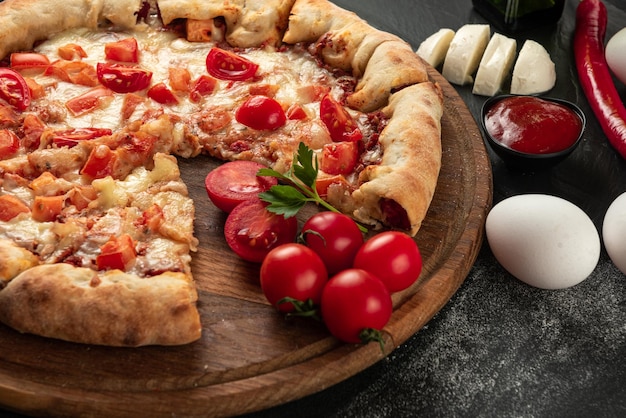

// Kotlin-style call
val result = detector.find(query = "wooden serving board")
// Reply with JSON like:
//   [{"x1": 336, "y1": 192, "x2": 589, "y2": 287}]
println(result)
[{"x1": 0, "y1": 67, "x2": 492, "y2": 417}]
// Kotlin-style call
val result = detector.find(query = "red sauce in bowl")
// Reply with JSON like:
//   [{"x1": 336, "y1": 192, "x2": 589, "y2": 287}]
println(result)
[{"x1": 484, "y1": 96, "x2": 583, "y2": 154}]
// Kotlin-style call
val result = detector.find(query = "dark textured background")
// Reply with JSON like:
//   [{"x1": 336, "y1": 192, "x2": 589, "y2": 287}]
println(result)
[{"x1": 3, "y1": 1, "x2": 626, "y2": 417}]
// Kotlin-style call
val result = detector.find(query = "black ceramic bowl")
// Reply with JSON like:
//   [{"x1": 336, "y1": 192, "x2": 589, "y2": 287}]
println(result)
[{"x1": 480, "y1": 94, "x2": 586, "y2": 171}]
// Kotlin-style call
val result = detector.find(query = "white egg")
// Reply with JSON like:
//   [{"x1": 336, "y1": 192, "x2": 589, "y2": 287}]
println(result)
[
  {"x1": 486, "y1": 194, "x2": 600, "y2": 289},
  {"x1": 602, "y1": 192, "x2": 626, "y2": 275},
  {"x1": 606, "y1": 27, "x2": 626, "y2": 85}
]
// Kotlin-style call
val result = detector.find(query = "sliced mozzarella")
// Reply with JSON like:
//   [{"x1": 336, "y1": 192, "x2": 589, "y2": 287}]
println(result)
[
  {"x1": 473, "y1": 33, "x2": 517, "y2": 96},
  {"x1": 510, "y1": 40, "x2": 556, "y2": 95},
  {"x1": 441, "y1": 24, "x2": 490, "y2": 85},
  {"x1": 416, "y1": 28, "x2": 455, "y2": 68}
]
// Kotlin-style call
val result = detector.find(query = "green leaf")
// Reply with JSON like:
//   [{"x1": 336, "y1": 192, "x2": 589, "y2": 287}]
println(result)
[
  {"x1": 292, "y1": 142, "x2": 318, "y2": 188},
  {"x1": 259, "y1": 186, "x2": 308, "y2": 217},
  {"x1": 257, "y1": 167, "x2": 287, "y2": 181}
]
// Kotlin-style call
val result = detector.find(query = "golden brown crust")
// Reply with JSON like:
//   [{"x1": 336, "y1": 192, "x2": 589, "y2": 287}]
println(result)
[
  {"x1": 0, "y1": 0, "x2": 142, "y2": 60},
  {"x1": 351, "y1": 82, "x2": 443, "y2": 236},
  {"x1": 0, "y1": 264, "x2": 201, "y2": 346}
]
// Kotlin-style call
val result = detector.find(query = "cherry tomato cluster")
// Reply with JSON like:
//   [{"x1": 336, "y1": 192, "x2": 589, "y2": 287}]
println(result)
[{"x1": 205, "y1": 160, "x2": 423, "y2": 347}]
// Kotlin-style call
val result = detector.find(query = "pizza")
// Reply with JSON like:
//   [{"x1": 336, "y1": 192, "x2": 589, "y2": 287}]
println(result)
[{"x1": 0, "y1": 0, "x2": 443, "y2": 346}]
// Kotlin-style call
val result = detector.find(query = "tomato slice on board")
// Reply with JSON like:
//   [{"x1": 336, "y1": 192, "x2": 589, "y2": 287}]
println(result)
[
  {"x1": 0, "y1": 129, "x2": 20, "y2": 159},
  {"x1": 96, "y1": 62, "x2": 152, "y2": 93},
  {"x1": 0, "y1": 68, "x2": 31, "y2": 111},
  {"x1": 320, "y1": 94, "x2": 363, "y2": 142},
  {"x1": 205, "y1": 160, "x2": 278, "y2": 213},
  {"x1": 0, "y1": 195, "x2": 30, "y2": 221},
  {"x1": 320, "y1": 141, "x2": 359, "y2": 175},
  {"x1": 104, "y1": 37, "x2": 139, "y2": 63},
  {"x1": 147, "y1": 82, "x2": 179, "y2": 105},
  {"x1": 52, "y1": 127, "x2": 113, "y2": 148},
  {"x1": 31, "y1": 195, "x2": 66, "y2": 222},
  {"x1": 80, "y1": 144, "x2": 118, "y2": 179},
  {"x1": 66, "y1": 86, "x2": 114, "y2": 116},
  {"x1": 205, "y1": 47, "x2": 259, "y2": 81},
  {"x1": 96, "y1": 234, "x2": 137, "y2": 271},
  {"x1": 235, "y1": 95, "x2": 286, "y2": 131},
  {"x1": 10, "y1": 53, "x2": 51, "y2": 72},
  {"x1": 224, "y1": 197, "x2": 298, "y2": 263}
]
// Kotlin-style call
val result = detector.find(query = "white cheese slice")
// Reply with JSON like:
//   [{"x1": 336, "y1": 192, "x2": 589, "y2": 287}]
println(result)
[
  {"x1": 416, "y1": 28, "x2": 455, "y2": 68},
  {"x1": 473, "y1": 33, "x2": 517, "y2": 97},
  {"x1": 510, "y1": 40, "x2": 556, "y2": 95},
  {"x1": 441, "y1": 24, "x2": 490, "y2": 85}
]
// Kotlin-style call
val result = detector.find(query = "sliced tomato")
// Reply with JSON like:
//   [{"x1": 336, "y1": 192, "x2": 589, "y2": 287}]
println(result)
[
  {"x1": 286, "y1": 103, "x2": 308, "y2": 120},
  {"x1": 66, "y1": 86, "x2": 114, "y2": 116},
  {"x1": 80, "y1": 144, "x2": 117, "y2": 179},
  {"x1": 96, "y1": 63, "x2": 152, "y2": 93},
  {"x1": 0, "y1": 129, "x2": 20, "y2": 159},
  {"x1": 45, "y1": 60, "x2": 98, "y2": 86},
  {"x1": 0, "y1": 194, "x2": 30, "y2": 221},
  {"x1": 147, "y1": 82, "x2": 179, "y2": 105},
  {"x1": 0, "y1": 68, "x2": 31, "y2": 111},
  {"x1": 116, "y1": 131, "x2": 157, "y2": 167},
  {"x1": 121, "y1": 92, "x2": 144, "y2": 120},
  {"x1": 204, "y1": 160, "x2": 278, "y2": 213},
  {"x1": 104, "y1": 38, "x2": 139, "y2": 63},
  {"x1": 320, "y1": 141, "x2": 359, "y2": 175},
  {"x1": 52, "y1": 127, "x2": 113, "y2": 148},
  {"x1": 320, "y1": 94, "x2": 363, "y2": 142},
  {"x1": 32, "y1": 195, "x2": 66, "y2": 222},
  {"x1": 57, "y1": 43, "x2": 88, "y2": 61},
  {"x1": 189, "y1": 74, "x2": 217, "y2": 102},
  {"x1": 10, "y1": 53, "x2": 50, "y2": 72},
  {"x1": 235, "y1": 95, "x2": 286, "y2": 131},
  {"x1": 206, "y1": 47, "x2": 259, "y2": 81},
  {"x1": 224, "y1": 197, "x2": 298, "y2": 263},
  {"x1": 96, "y1": 234, "x2": 137, "y2": 271},
  {"x1": 249, "y1": 84, "x2": 278, "y2": 97}
]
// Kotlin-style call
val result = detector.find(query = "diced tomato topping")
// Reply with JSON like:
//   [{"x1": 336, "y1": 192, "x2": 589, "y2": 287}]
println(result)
[
  {"x1": 45, "y1": 60, "x2": 98, "y2": 86},
  {"x1": 137, "y1": 204, "x2": 165, "y2": 232},
  {"x1": 96, "y1": 63, "x2": 152, "y2": 93},
  {"x1": 205, "y1": 47, "x2": 259, "y2": 81},
  {"x1": 235, "y1": 95, "x2": 286, "y2": 131},
  {"x1": 104, "y1": 38, "x2": 139, "y2": 63},
  {"x1": 96, "y1": 234, "x2": 137, "y2": 271},
  {"x1": 249, "y1": 84, "x2": 278, "y2": 97},
  {"x1": 0, "y1": 194, "x2": 30, "y2": 221},
  {"x1": 320, "y1": 141, "x2": 359, "y2": 175},
  {"x1": 168, "y1": 67, "x2": 191, "y2": 92},
  {"x1": 147, "y1": 82, "x2": 179, "y2": 105},
  {"x1": 80, "y1": 144, "x2": 117, "y2": 179},
  {"x1": 315, "y1": 174, "x2": 350, "y2": 197},
  {"x1": 52, "y1": 127, "x2": 113, "y2": 148},
  {"x1": 57, "y1": 43, "x2": 88, "y2": 61},
  {"x1": 0, "y1": 68, "x2": 31, "y2": 111},
  {"x1": 10, "y1": 53, "x2": 51, "y2": 73},
  {"x1": 116, "y1": 131, "x2": 157, "y2": 166},
  {"x1": 320, "y1": 94, "x2": 363, "y2": 142},
  {"x1": 66, "y1": 86, "x2": 114, "y2": 116},
  {"x1": 21, "y1": 114, "x2": 45, "y2": 151},
  {"x1": 0, "y1": 103, "x2": 18, "y2": 126},
  {"x1": 121, "y1": 92, "x2": 144, "y2": 120},
  {"x1": 0, "y1": 129, "x2": 20, "y2": 159},
  {"x1": 189, "y1": 75, "x2": 217, "y2": 102},
  {"x1": 31, "y1": 195, "x2": 66, "y2": 222},
  {"x1": 68, "y1": 185, "x2": 97, "y2": 211},
  {"x1": 286, "y1": 103, "x2": 308, "y2": 120}
]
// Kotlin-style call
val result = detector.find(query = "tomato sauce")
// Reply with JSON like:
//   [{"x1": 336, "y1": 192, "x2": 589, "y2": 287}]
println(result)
[{"x1": 484, "y1": 96, "x2": 583, "y2": 154}]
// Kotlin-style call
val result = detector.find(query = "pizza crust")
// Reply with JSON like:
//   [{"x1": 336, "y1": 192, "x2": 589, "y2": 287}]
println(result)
[
  {"x1": 0, "y1": 264, "x2": 202, "y2": 346},
  {"x1": 0, "y1": 0, "x2": 142, "y2": 60}
]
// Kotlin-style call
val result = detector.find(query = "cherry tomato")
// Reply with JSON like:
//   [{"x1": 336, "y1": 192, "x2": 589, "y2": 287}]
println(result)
[
  {"x1": 235, "y1": 95, "x2": 287, "y2": 131},
  {"x1": 302, "y1": 211, "x2": 363, "y2": 276},
  {"x1": 66, "y1": 86, "x2": 114, "y2": 116},
  {"x1": 96, "y1": 63, "x2": 152, "y2": 93},
  {"x1": 206, "y1": 47, "x2": 259, "y2": 81},
  {"x1": 353, "y1": 231, "x2": 422, "y2": 293},
  {"x1": 260, "y1": 243, "x2": 328, "y2": 313},
  {"x1": 0, "y1": 68, "x2": 31, "y2": 110},
  {"x1": 320, "y1": 94, "x2": 362, "y2": 142},
  {"x1": 96, "y1": 234, "x2": 137, "y2": 271},
  {"x1": 320, "y1": 141, "x2": 359, "y2": 175},
  {"x1": 147, "y1": 82, "x2": 179, "y2": 105},
  {"x1": 224, "y1": 197, "x2": 298, "y2": 263},
  {"x1": 52, "y1": 127, "x2": 113, "y2": 148},
  {"x1": 321, "y1": 268, "x2": 392, "y2": 344},
  {"x1": 104, "y1": 37, "x2": 139, "y2": 63},
  {"x1": 0, "y1": 129, "x2": 20, "y2": 159},
  {"x1": 205, "y1": 160, "x2": 277, "y2": 212}
]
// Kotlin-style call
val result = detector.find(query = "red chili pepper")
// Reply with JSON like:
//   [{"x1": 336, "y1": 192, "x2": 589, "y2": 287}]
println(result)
[{"x1": 574, "y1": 0, "x2": 626, "y2": 159}]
